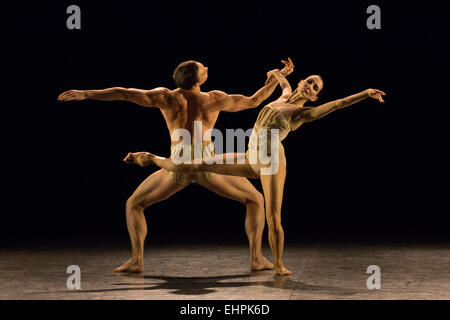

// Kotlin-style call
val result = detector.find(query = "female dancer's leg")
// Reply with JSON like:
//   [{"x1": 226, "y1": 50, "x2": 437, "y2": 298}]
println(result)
[
  {"x1": 124, "y1": 151, "x2": 260, "y2": 179},
  {"x1": 260, "y1": 165, "x2": 291, "y2": 275}
]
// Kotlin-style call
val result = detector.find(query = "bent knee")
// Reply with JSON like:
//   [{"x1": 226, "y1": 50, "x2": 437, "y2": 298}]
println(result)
[
  {"x1": 244, "y1": 191, "x2": 264, "y2": 207},
  {"x1": 126, "y1": 196, "x2": 147, "y2": 211}
]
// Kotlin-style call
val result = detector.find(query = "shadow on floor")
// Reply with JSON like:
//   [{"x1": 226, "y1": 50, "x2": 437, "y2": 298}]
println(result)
[{"x1": 60, "y1": 272, "x2": 359, "y2": 296}]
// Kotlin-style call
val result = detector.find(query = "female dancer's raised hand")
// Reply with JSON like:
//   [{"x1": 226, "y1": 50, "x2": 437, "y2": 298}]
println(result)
[
  {"x1": 265, "y1": 57, "x2": 295, "y2": 85},
  {"x1": 280, "y1": 57, "x2": 294, "y2": 76}
]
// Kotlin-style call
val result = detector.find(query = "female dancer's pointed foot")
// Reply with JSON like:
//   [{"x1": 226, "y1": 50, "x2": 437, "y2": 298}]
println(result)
[
  {"x1": 123, "y1": 152, "x2": 154, "y2": 167},
  {"x1": 275, "y1": 264, "x2": 292, "y2": 275},
  {"x1": 251, "y1": 256, "x2": 274, "y2": 271},
  {"x1": 114, "y1": 258, "x2": 144, "y2": 273}
]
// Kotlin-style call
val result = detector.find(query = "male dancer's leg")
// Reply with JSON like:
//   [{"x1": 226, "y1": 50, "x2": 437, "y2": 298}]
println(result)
[
  {"x1": 114, "y1": 169, "x2": 186, "y2": 273},
  {"x1": 199, "y1": 174, "x2": 273, "y2": 271}
]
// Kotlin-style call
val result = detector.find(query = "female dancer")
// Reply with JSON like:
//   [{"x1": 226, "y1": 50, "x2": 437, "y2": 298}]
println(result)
[{"x1": 124, "y1": 67, "x2": 386, "y2": 275}]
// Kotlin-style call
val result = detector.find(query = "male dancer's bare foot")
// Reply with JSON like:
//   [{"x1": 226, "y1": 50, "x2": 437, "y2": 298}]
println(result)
[
  {"x1": 251, "y1": 256, "x2": 274, "y2": 271},
  {"x1": 123, "y1": 152, "x2": 154, "y2": 167},
  {"x1": 275, "y1": 264, "x2": 292, "y2": 275},
  {"x1": 114, "y1": 258, "x2": 144, "y2": 273}
]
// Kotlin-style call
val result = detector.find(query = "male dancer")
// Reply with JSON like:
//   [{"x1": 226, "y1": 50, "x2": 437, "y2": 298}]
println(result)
[{"x1": 57, "y1": 59, "x2": 294, "y2": 273}]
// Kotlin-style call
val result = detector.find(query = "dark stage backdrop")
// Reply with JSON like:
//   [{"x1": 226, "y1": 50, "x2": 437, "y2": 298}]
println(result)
[{"x1": 2, "y1": 1, "x2": 449, "y2": 246}]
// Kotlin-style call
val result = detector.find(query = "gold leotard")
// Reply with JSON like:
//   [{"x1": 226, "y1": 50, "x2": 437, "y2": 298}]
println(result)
[{"x1": 246, "y1": 102, "x2": 292, "y2": 175}]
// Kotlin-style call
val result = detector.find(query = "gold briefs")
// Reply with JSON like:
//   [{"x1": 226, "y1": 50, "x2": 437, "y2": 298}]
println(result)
[{"x1": 164, "y1": 141, "x2": 215, "y2": 186}]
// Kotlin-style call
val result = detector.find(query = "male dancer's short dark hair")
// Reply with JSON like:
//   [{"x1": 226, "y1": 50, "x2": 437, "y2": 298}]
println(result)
[{"x1": 173, "y1": 60, "x2": 199, "y2": 89}]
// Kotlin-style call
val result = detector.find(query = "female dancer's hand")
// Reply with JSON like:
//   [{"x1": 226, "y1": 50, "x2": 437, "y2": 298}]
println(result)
[
  {"x1": 280, "y1": 57, "x2": 294, "y2": 76},
  {"x1": 367, "y1": 89, "x2": 386, "y2": 103},
  {"x1": 265, "y1": 58, "x2": 294, "y2": 85}
]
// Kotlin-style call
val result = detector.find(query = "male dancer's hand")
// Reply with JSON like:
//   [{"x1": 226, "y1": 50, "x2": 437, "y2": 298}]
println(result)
[
  {"x1": 367, "y1": 89, "x2": 386, "y2": 103},
  {"x1": 57, "y1": 90, "x2": 87, "y2": 101}
]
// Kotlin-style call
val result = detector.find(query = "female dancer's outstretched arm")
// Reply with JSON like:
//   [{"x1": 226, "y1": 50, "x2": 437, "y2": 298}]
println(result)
[{"x1": 290, "y1": 88, "x2": 386, "y2": 130}]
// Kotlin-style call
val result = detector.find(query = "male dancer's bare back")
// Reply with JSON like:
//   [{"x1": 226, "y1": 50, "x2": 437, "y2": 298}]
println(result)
[{"x1": 58, "y1": 60, "x2": 292, "y2": 273}]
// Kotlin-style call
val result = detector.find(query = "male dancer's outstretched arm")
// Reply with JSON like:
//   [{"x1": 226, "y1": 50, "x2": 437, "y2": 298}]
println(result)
[
  {"x1": 57, "y1": 57, "x2": 294, "y2": 110},
  {"x1": 57, "y1": 87, "x2": 170, "y2": 108},
  {"x1": 207, "y1": 58, "x2": 294, "y2": 112}
]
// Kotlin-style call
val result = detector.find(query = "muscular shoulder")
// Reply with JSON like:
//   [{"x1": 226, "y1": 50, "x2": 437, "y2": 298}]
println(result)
[
  {"x1": 148, "y1": 87, "x2": 171, "y2": 96},
  {"x1": 208, "y1": 90, "x2": 236, "y2": 105},
  {"x1": 199, "y1": 90, "x2": 228, "y2": 110},
  {"x1": 146, "y1": 87, "x2": 172, "y2": 107},
  {"x1": 207, "y1": 90, "x2": 228, "y2": 100}
]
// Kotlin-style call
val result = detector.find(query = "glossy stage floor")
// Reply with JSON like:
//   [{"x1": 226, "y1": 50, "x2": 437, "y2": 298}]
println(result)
[{"x1": 1, "y1": 243, "x2": 449, "y2": 300}]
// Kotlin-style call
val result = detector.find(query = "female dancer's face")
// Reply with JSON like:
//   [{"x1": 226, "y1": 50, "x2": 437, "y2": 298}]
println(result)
[{"x1": 296, "y1": 75, "x2": 323, "y2": 102}]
